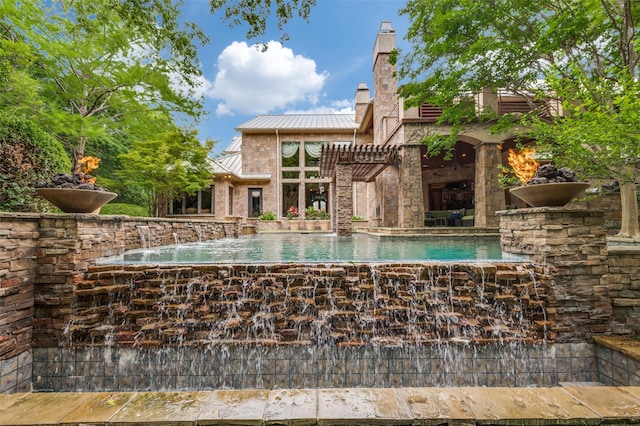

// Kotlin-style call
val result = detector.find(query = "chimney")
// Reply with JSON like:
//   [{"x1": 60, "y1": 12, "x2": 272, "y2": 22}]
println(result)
[{"x1": 354, "y1": 82, "x2": 370, "y2": 124}]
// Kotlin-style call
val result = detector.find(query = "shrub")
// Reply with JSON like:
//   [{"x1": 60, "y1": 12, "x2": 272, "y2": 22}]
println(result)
[
  {"x1": 0, "y1": 114, "x2": 71, "y2": 212},
  {"x1": 258, "y1": 211, "x2": 277, "y2": 220},
  {"x1": 100, "y1": 203, "x2": 149, "y2": 217}
]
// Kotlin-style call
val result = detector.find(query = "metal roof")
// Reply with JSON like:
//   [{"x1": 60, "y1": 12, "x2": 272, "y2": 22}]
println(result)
[{"x1": 235, "y1": 114, "x2": 358, "y2": 132}]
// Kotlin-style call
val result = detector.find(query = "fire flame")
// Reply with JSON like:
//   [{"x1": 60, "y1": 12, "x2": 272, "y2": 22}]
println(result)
[
  {"x1": 507, "y1": 148, "x2": 539, "y2": 184},
  {"x1": 79, "y1": 156, "x2": 100, "y2": 184}
]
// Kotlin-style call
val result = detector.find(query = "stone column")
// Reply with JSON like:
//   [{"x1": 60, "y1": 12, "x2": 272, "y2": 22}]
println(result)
[
  {"x1": 499, "y1": 207, "x2": 611, "y2": 341},
  {"x1": 335, "y1": 163, "x2": 353, "y2": 236},
  {"x1": 474, "y1": 142, "x2": 505, "y2": 227},
  {"x1": 399, "y1": 145, "x2": 425, "y2": 228}
]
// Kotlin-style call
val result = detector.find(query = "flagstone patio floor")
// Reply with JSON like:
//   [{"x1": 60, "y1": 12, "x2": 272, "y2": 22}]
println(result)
[{"x1": 1, "y1": 385, "x2": 640, "y2": 425}]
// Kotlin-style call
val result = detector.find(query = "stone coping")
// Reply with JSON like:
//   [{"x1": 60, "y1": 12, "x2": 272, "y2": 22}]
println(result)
[
  {"x1": 1, "y1": 386, "x2": 640, "y2": 425},
  {"x1": 594, "y1": 336, "x2": 640, "y2": 362}
]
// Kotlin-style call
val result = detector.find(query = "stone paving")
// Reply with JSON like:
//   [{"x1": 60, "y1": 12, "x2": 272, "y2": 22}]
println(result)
[{"x1": 1, "y1": 386, "x2": 640, "y2": 425}]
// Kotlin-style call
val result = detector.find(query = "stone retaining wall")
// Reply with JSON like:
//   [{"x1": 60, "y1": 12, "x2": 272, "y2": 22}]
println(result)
[
  {"x1": 499, "y1": 208, "x2": 611, "y2": 341},
  {"x1": 0, "y1": 213, "x2": 240, "y2": 393},
  {"x1": 607, "y1": 246, "x2": 640, "y2": 335},
  {"x1": 3, "y1": 207, "x2": 640, "y2": 393}
]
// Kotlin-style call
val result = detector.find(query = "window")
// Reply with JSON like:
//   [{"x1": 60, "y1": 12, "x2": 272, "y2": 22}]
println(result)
[
  {"x1": 304, "y1": 142, "x2": 323, "y2": 167},
  {"x1": 281, "y1": 140, "x2": 331, "y2": 218},
  {"x1": 282, "y1": 182, "x2": 299, "y2": 217},
  {"x1": 282, "y1": 142, "x2": 300, "y2": 167},
  {"x1": 306, "y1": 183, "x2": 328, "y2": 213},
  {"x1": 169, "y1": 186, "x2": 214, "y2": 215},
  {"x1": 248, "y1": 188, "x2": 263, "y2": 218}
]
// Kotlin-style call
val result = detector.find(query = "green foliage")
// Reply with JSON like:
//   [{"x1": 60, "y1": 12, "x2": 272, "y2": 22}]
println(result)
[
  {"x1": 99, "y1": 203, "x2": 149, "y2": 217},
  {"x1": 352, "y1": 215, "x2": 365, "y2": 221},
  {"x1": 305, "y1": 207, "x2": 330, "y2": 220},
  {"x1": 396, "y1": 0, "x2": 640, "y2": 235},
  {"x1": 117, "y1": 129, "x2": 215, "y2": 216},
  {"x1": 0, "y1": 113, "x2": 71, "y2": 211},
  {"x1": 258, "y1": 211, "x2": 277, "y2": 220},
  {"x1": 210, "y1": 0, "x2": 315, "y2": 42},
  {"x1": 1, "y1": 0, "x2": 207, "y2": 172}
]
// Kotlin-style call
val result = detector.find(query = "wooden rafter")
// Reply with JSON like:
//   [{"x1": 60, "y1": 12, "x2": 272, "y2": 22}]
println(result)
[{"x1": 319, "y1": 145, "x2": 402, "y2": 182}]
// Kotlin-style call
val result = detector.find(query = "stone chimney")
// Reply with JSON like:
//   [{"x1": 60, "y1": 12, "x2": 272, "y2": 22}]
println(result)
[
  {"x1": 354, "y1": 82, "x2": 370, "y2": 124},
  {"x1": 372, "y1": 21, "x2": 397, "y2": 145}
]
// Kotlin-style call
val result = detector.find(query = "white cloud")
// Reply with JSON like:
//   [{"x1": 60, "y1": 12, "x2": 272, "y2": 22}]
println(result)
[
  {"x1": 285, "y1": 99, "x2": 355, "y2": 115},
  {"x1": 208, "y1": 41, "x2": 329, "y2": 116}
]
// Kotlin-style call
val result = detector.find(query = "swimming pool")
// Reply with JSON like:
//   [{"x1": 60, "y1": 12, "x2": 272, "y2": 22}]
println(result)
[{"x1": 100, "y1": 232, "x2": 517, "y2": 264}]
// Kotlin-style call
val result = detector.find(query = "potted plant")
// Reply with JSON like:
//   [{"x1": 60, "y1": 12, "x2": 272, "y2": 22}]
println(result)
[
  {"x1": 286, "y1": 206, "x2": 300, "y2": 230},
  {"x1": 502, "y1": 148, "x2": 589, "y2": 207}
]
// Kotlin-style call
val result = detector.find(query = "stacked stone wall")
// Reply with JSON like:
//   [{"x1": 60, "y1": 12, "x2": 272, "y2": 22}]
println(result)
[
  {"x1": 499, "y1": 208, "x2": 611, "y2": 341},
  {"x1": 67, "y1": 262, "x2": 550, "y2": 349},
  {"x1": 0, "y1": 212, "x2": 240, "y2": 393},
  {"x1": 0, "y1": 215, "x2": 38, "y2": 392},
  {"x1": 607, "y1": 246, "x2": 640, "y2": 335}
]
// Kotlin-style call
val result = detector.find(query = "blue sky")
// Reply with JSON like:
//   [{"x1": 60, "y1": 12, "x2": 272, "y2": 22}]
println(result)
[{"x1": 180, "y1": 0, "x2": 410, "y2": 155}]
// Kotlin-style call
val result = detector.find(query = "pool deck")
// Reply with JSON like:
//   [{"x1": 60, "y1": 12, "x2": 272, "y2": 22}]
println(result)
[{"x1": 2, "y1": 385, "x2": 640, "y2": 425}]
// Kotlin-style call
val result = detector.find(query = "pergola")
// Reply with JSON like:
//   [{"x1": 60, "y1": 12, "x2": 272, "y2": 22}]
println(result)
[{"x1": 319, "y1": 144, "x2": 402, "y2": 235}]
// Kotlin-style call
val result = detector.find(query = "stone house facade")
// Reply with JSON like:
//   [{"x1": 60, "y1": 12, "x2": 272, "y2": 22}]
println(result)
[{"x1": 171, "y1": 22, "x2": 547, "y2": 229}]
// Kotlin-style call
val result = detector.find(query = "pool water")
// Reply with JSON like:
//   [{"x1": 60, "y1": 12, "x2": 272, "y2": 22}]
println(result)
[{"x1": 102, "y1": 232, "x2": 517, "y2": 264}]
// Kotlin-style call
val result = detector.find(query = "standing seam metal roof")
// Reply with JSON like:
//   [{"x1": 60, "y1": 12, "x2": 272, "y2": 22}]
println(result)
[{"x1": 235, "y1": 114, "x2": 358, "y2": 131}]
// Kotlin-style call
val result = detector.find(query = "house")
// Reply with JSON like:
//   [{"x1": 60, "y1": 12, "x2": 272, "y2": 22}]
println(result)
[{"x1": 169, "y1": 22, "x2": 550, "y2": 232}]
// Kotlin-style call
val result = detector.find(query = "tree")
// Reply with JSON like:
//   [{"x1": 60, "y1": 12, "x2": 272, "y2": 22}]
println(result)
[
  {"x1": 210, "y1": 0, "x2": 315, "y2": 41},
  {"x1": 117, "y1": 130, "x2": 215, "y2": 216},
  {"x1": 394, "y1": 0, "x2": 640, "y2": 238},
  {"x1": 0, "y1": 0, "x2": 207, "y2": 173}
]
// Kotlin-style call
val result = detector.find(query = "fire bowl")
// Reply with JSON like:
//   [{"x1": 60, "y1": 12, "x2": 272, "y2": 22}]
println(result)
[
  {"x1": 509, "y1": 182, "x2": 590, "y2": 207},
  {"x1": 36, "y1": 188, "x2": 117, "y2": 214}
]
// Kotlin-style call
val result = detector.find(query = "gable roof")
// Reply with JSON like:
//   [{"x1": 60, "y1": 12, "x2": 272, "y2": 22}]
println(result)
[
  {"x1": 210, "y1": 136, "x2": 271, "y2": 182},
  {"x1": 235, "y1": 114, "x2": 358, "y2": 132}
]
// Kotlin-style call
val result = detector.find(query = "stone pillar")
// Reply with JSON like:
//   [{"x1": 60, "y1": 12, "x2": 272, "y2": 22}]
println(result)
[
  {"x1": 335, "y1": 163, "x2": 353, "y2": 236},
  {"x1": 399, "y1": 145, "x2": 424, "y2": 228},
  {"x1": 499, "y1": 208, "x2": 611, "y2": 341},
  {"x1": 474, "y1": 142, "x2": 505, "y2": 227}
]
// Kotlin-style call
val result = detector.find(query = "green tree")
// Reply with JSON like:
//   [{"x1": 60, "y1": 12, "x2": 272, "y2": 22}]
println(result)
[
  {"x1": 117, "y1": 130, "x2": 215, "y2": 216},
  {"x1": 209, "y1": 0, "x2": 315, "y2": 41},
  {"x1": 394, "y1": 0, "x2": 640, "y2": 238},
  {"x1": 0, "y1": 113, "x2": 71, "y2": 211},
  {"x1": 0, "y1": 0, "x2": 207, "y2": 173}
]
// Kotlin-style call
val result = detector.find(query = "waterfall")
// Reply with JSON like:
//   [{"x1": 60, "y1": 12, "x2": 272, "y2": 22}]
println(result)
[{"x1": 136, "y1": 225, "x2": 151, "y2": 249}]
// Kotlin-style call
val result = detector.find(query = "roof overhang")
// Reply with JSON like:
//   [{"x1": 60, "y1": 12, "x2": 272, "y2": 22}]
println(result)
[
  {"x1": 213, "y1": 172, "x2": 271, "y2": 183},
  {"x1": 319, "y1": 144, "x2": 402, "y2": 182}
]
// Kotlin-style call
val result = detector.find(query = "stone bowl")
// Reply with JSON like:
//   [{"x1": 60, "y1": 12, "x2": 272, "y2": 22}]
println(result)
[
  {"x1": 36, "y1": 188, "x2": 118, "y2": 213},
  {"x1": 509, "y1": 182, "x2": 590, "y2": 207}
]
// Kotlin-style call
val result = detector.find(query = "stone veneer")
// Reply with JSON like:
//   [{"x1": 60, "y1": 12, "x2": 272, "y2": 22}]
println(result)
[
  {"x1": 3, "y1": 207, "x2": 640, "y2": 393},
  {"x1": 0, "y1": 213, "x2": 240, "y2": 393},
  {"x1": 499, "y1": 207, "x2": 611, "y2": 340}
]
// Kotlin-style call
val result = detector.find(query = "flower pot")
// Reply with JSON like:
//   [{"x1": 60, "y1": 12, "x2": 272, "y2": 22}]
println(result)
[
  {"x1": 36, "y1": 188, "x2": 117, "y2": 213},
  {"x1": 319, "y1": 220, "x2": 331, "y2": 231},
  {"x1": 509, "y1": 182, "x2": 590, "y2": 207},
  {"x1": 288, "y1": 220, "x2": 300, "y2": 231}
]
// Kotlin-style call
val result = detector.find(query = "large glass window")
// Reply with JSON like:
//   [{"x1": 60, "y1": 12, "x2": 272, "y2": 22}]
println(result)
[
  {"x1": 304, "y1": 142, "x2": 323, "y2": 167},
  {"x1": 282, "y1": 142, "x2": 300, "y2": 167},
  {"x1": 201, "y1": 186, "x2": 213, "y2": 214},
  {"x1": 306, "y1": 182, "x2": 328, "y2": 212},
  {"x1": 282, "y1": 183, "x2": 299, "y2": 217},
  {"x1": 281, "y1": 141, "x2": 330, "y2": 218},
  {"x1": 169, "y1": 186, "x2": 214, "y2": 215}
]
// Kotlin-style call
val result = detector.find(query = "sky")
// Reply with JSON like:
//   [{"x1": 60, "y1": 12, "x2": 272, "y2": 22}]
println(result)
[{"x1": 179, "y1": 0, "x2": 410, "y2": 155}]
